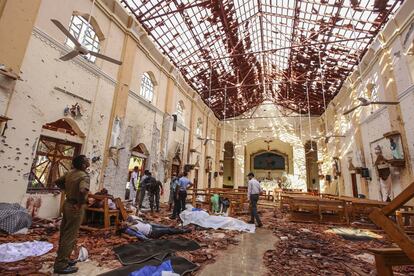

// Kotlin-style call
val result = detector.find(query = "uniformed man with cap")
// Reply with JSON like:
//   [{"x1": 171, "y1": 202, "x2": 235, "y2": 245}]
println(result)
[{"x1": 53, "y1": 155, "x2": 90, "y2": 274}]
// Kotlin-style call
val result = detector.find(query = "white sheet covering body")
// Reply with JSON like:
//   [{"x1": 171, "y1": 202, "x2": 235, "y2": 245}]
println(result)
[
  {"x1": 0, "y1": 241, "x2": 53, "y2": 262},
  {"x1": 180, "y1": 209, "x2": 255, "y2": 233}
]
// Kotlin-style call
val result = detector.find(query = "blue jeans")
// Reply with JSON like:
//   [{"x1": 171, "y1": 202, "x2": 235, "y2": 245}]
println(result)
[{"x1": 250, "y1": 194, "x2": 262, "y2": 225}]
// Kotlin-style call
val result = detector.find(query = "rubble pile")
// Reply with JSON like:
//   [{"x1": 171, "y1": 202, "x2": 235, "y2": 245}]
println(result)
[{"x1": 262, "y1": 208, "x2": 414, "y2": 275}]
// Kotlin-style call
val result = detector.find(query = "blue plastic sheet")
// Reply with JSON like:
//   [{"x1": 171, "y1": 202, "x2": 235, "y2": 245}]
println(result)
[
  {"x1": 129, "y1": 260, "x2": 174, "y2": 276},
  {"x1": 125, "y1": 228, "x2": 150, "y2": 241}
]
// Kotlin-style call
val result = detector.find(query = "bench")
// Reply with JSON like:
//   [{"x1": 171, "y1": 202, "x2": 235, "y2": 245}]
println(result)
[
  {"x1": 81, "y1": 194, "x2": 122, "y2": 231},
  {"x1": 286, "y1": 195, "x2": 348, "y2": 224},
  {"x1": 368, "y1": 248, "x2": 414, "y2": 276}
]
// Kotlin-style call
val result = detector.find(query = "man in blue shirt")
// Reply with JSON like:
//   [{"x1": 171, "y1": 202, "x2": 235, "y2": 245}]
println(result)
[{"x1": 177, "y1": 172, "x2": 193, "y2": 212}]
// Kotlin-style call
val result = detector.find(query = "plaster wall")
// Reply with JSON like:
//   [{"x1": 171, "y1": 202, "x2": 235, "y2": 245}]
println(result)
[
  {"x1": 0, "y1": 0, "x2": 221, "y2": 217},
  {"x1": 0, "y1": 28, "x2": 115, "y2": 217},
  {"x1": 321, "y1": 1, "x2": 414, "y2": 201}
]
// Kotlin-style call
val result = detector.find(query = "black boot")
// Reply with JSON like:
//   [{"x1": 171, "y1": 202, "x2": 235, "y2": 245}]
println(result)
[{"x1": 54, "y1": 266, "x2": 79, "y2": 274}]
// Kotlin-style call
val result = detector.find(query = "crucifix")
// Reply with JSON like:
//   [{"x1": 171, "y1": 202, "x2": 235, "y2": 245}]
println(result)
[{"x1": 264, "y1": 139, "x2": 273, "y2": 151}]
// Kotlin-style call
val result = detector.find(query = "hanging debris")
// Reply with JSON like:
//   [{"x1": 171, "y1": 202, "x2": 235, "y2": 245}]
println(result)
[{"x1": 120, "y1": 0, "x2": 403, "y2": 119}]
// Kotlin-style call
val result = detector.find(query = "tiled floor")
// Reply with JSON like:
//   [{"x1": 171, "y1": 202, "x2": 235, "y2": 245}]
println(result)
[{"x1": 198, "y1": 228, "x2": 278, "y2": 276}]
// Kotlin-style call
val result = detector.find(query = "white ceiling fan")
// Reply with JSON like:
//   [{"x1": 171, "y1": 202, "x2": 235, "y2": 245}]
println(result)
[
  {"x1": 197, "y1": 136, "x2": 218, "y2": 145},
  {"x1": 51, "y1": 19, "x2": 122, "y2": 65},
  {"x1": 313, "y1": 134, "x2": 345, "y2": 144},
  {"x1": 343, "y1": 97, "x2": 399, "y2": 115}
]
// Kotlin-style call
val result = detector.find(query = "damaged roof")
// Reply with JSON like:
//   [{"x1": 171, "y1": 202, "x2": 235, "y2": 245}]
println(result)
[{"x1": 120, "y1": 0, "x2": 403, "y2": 119}]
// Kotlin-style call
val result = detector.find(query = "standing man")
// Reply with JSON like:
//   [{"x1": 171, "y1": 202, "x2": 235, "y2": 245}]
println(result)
[
  {"x1": 169, "y1": 173, "x2": 181, "y2": 219},
  {"x1": 168, "y1": 173, "x2": 178, "y2": 211},
  {"x1": 178, "y1": 172, "x2": 193, "y2": 212},
  {"x1": 137, "y1": 170, "x2": 150, "y2": 209},
  {"x1": 149, "y1": 178, "x2": 163, "y2": 212},
  {"x1": 53, "y1": 155, "x2": 90, "y2": 274},
  {"x1": 129, "y1": 166, "x2": 139, "y2": 206},
  {"x1": 247, "y1": 172, "x2": 263, "y2": 227}
]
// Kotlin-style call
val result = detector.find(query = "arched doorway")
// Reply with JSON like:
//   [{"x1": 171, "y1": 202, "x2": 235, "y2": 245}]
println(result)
[
  {"x1": 126, "y1": 143, "x2": 149, "y2": 199},
  {"x1": 28, "y1": 118, "x2": 84, "y2": 192},
  {"x1": 223, "y1": 141, "x2": 234, "y2": 188},
  {"x1": 305, "y1": 141, "x2": 319, "y2": 192}
]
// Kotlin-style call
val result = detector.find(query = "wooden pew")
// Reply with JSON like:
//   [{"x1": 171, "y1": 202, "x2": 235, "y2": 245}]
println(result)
[
  {"x1": 369, "y1": 248, "x2": 414, "y2": 276},
  {"x1": 286, "y1": 195, "x2": 348, "y2": 224},
  {"x1": 209, "y1": 191, "x2": 247, "y2": 216},
  {"x1": 81, "y1": 194, "x2": 121, "y2": 231},
  {"x1": 368, "y1": 181, "x2": 414, "y2": 275},
  {"x1": 322, "y1": 195, "x2": 388, "y2": 222}
]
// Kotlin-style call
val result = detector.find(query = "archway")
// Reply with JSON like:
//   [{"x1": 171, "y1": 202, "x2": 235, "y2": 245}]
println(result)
[
  {"x1": 126, "y1": 143, "x2": 149, "y2": 200},
  {"x1": 305, "y1": 141, "x2": 319, "y2": 192},
  {"x1": 223, "y1": 141, "x2": 234, "y2": 188}
]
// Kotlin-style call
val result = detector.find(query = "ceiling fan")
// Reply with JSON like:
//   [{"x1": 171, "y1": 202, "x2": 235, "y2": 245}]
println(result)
[
  {"x1": 51, "y1": 19, "x2": 122, "y2": 65},
  {"x1": 343, "y1": 97, "x2": 399, "y2": 115},
  {"x1": 313, "y1": 134, "x2": 346, "y2": 144},
  {"x1": 197, "y1": 136, "x2": 218, "y2": 145}
]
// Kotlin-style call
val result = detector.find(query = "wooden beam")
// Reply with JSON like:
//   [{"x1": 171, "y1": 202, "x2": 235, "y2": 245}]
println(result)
[{"x1": 369, "y1": 208, "x2": 414, "y2": 262}]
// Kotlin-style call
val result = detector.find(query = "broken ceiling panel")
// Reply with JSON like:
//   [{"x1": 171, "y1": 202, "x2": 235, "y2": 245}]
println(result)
[{"x1": 120, "y1": 0, "x2": 403, "y2": 119}]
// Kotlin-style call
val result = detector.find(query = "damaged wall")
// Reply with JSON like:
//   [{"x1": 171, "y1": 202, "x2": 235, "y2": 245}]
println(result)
[
  {"x1": 0, "y1": 0, "x2": 221, "y2": 217},
  {"x1": 320, "y1": 1, "x2": 414, "y2": 200}
]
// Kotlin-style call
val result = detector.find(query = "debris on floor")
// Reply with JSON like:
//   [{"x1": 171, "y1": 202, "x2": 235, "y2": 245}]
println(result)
[
  {"x1": 0, "y1": 204, "x2": 244, "y2": 275},
  {"x1": 262, "y1": 207, "x2": 414, "y2": 275}
]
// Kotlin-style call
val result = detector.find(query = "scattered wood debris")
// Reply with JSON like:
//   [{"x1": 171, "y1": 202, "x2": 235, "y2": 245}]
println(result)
[{"x1": 260, "y1": 207, "x2": 414, "y2": 275}]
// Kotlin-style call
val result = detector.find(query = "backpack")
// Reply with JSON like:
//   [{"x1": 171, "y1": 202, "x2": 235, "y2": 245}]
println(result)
[{"x1": 148, "y1": 177, "x2": 159, "y2": 193}]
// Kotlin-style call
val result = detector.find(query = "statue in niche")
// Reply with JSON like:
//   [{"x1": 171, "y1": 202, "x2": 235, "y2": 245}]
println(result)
[
  {"x1": 194, "y1": 155, "x2": 200, "y2": 168},
  {"x1": 390, "y1": 138, "x2": 403, "y2": 160},
  {"x1": 331, "y1": 159, "x2": 341, "y2": 195},
  {"x1": 347, "y1": 156, "x2": 356, "y2": 171},
  {"x1": 374, "y1": 145, "x2": 392, "y2": 202}
]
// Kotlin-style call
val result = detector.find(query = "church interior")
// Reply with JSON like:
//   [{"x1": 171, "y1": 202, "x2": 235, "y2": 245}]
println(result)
[{"x1": 1, "y1": 0, "x2": 414, "y2": 275}]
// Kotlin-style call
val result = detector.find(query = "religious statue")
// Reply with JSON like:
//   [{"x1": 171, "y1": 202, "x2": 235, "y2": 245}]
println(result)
[
  {"x1": 64, "y1": 102, "x2": 83, "y2": 118},
  {"x1": 194, "y1": 155, "x2": 200, "y2": 168},
  {"x1": 332, "y1": 158, "x2": 340, "y2": 179},
  {"x1": 347, "y1": 156, "x2": 356, "y2": 171},
  {"x1": 266, "y1": 171, "x2": 273, "y2": 180},
  {"x1": 374, "y1": 145, "x2": 392, "y2": 202},
  {"x1": 390, "y1": 138, "x2": 403, "y2": 159}
]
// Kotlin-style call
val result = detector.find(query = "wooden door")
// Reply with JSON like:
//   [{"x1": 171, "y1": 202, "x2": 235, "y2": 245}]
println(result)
[{"x1": 351, "y1": 173, "x2": 358, "y2": 197}]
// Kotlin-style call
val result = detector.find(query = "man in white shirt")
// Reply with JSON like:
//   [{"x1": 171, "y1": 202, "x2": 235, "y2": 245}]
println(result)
[
  {"x1": 247, "y1": 172, "x2": 263, "y2": 227},
  {"x1": 129, "y1": 166, "x2": 139, "y2": 206}
]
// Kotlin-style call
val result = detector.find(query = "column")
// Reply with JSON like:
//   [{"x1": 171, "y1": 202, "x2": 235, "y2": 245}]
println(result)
[
  {"x1": 0, "y1": 0, "x2": 41, "y2": 116},
  {"x1": 99, "y1": 26, "x2": 138, "y2": 189}
]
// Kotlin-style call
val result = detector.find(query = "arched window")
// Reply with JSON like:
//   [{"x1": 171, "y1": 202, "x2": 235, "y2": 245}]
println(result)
[
  {"x1": 195, "y1": 118, "x2": 203, "y2": 137},
  {"x1": 176, "y1": 100, "x2": 185, "y2": 124},
  {"x1": 28, "y1": 119, "x2": 83, "y2": 192},
  {"x1": 66, "y1": 15, "x2": 100, "y2": 62},
  {"x1": 140, "y1": 72, "x2": 154, "y2": 102}
]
